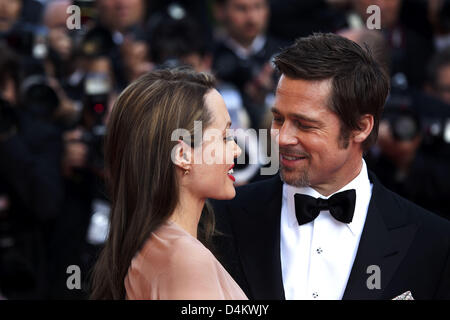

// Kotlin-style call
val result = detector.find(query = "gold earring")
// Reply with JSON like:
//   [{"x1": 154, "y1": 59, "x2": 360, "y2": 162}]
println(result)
[{"x1": 184, "y1": 169, "x2": 190, "y2": 176}]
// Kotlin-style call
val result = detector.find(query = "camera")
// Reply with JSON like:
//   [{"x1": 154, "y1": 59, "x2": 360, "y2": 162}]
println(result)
[
  {"x1": 4, "y1": 23, "x2": 48, "y2": 60},
  {"x1": 79, "y1": 26, "x2": 115, "y2": 58},
  {"x1": 383, "y1": 89, "x2": 450, "y2": 155},
  {"x1": 80, "y1": 72, "x2": 110, "y2": 170},
  {"x1": 383, "y1": 94, "x2": 421, "y2": 141}
]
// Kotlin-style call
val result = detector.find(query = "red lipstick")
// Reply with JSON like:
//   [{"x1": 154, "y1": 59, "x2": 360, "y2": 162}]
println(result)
[{"x1": 228, "y1": 163, "x2": 235, "y2": 182}]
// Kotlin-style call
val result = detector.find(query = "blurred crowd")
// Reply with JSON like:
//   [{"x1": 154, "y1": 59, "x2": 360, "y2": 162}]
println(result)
[{"x1": 0, "y1": 0, "x2": 449, "y2": 299}]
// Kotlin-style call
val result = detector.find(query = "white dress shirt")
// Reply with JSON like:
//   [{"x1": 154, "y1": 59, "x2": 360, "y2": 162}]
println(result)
[
  {"x1": 280, "y1": 159, "x2": 373, "y2": 300},
  {"x1": 223, "y1": 35, "x2": 267, "y2": 59}
]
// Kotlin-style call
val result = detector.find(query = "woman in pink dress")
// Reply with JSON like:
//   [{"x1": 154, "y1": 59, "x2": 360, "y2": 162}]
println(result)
[{"x1": 90, "y1": 68, "x2": 247, "y2": 300}]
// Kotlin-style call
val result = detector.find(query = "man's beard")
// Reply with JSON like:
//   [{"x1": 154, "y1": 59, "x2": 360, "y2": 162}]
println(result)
[
  {"x1": 278, "y1": 146, "x2": 311, "y2": 187},
  {"x1": 280, "y1": 164, "x2": 310, "y2": 188}
]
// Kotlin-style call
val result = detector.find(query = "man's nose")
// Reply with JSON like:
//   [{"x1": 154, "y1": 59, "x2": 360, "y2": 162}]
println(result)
[{"x1": 276, "y1": 123, "x2": 298, "y2": 146}]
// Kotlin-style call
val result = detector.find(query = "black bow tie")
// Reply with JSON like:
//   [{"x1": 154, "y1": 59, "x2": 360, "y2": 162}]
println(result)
[{"x1": 294, "y1": 189, "x2": 356, "y2": 225}]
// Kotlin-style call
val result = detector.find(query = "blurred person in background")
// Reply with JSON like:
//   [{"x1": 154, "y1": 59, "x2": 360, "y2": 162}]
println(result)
[
  {"x1": 49, "y1": 50, "x2": 116, "y2": 298},
  {"x1": 147, "y1": 0, "x2": 213, "y2": 42},
  {"x1": 0, "y1": 0, "x2": 22, "y2": 34},
  {"x1": 120, "y1": 35, "x2": 152, "y2": 82},
  {"x1": 212, "y1": 0, "x2": 281, "y2": 129},
  {"x1": 43, "y1": 0, "x2": 75, "y2": 83},
  {"x1": 96, "y1": 0, "x2": 147, "y2": 35},
  {"x1": 0, "y1": 0, "x2": 76, "y2": 119},
  {"x1": 0, "y1": 44, "x2": 64, "y2": 298},
  {"x1": 95, "y1": 0, "x2": 150, "y2": 88},
  {"x1": 268, "y1": 0, "x2": 348, "y2": 43},
  {"x1": 425, "y1": 46, "x2": 450, "y2": 106},
  {"x1": 427, "y1": 0, "x2": 450, "y2": 51},
  {"x1": 41, "y1": 0, "x2": 82, "y2": 126},
  {"x1": 148, "y1": 11, "x2": 212, "y2": 73},
  {"x1": 338, "y1": 29, "x2": 450, "y2": 220},
  {"x1": 0, "y1": 0, "x2": 47, "y2": 61},
  {"x1": 347, "y1": 0, "x2": 435, "y2": 89},
  {"x1": 337, "y1": 28, "x2": 391, "y2": 73}
]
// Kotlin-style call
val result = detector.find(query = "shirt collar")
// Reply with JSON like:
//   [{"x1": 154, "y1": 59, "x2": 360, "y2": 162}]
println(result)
[
  {"x1": 282, "y1": 159, "x2": 372, "y2": 235},
  {"x1": 224, "y1": 34, "x2": 266, "y2": 59}
]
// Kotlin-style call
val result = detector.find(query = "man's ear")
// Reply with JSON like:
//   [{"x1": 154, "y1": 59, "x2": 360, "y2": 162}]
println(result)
[
  {"x1": 172, "y1": 140, "x2": 192, "y2": 171},
  {"x1": 353, "y1": 114, "x2": 374, "y2": 144}
]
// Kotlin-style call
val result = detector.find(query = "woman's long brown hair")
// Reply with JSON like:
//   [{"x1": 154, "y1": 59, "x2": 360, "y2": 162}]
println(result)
[{"x1": 90, "y1": 69, "x2": 216, "y2": 299}]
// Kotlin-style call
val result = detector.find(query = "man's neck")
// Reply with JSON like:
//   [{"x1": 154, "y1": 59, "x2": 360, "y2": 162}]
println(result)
[
  {"x1": 312, "y1": 157, "x2": 364, "y2": 197},
  {"x1": 225, "y1": 34, "x2": 266, "y2": 59},
  {"x1": 233, "y1": 36, "x2": 255, "y2": 49}
]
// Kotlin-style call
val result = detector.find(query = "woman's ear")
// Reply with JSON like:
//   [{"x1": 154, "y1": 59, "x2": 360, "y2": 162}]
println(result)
[
  {"x1": 353, "y1": 114, "x2": 374, "y2": 144},
  {"x1": 172, "y1": 140, "x2": 192, "y2": 171}
]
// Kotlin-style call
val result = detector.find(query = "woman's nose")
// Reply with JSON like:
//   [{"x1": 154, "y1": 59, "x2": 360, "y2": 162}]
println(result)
[{"x1": 234, "y1": 141, "x2": 242, "y2": 158}]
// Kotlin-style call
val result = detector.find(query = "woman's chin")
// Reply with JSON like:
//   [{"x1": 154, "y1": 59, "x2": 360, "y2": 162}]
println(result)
[
  {"x1": 211, "y1": 186, "x2": 236, "y2": 200},
  {"x1": 227, "y1": 188, "x2": 236, "y2": 199}
]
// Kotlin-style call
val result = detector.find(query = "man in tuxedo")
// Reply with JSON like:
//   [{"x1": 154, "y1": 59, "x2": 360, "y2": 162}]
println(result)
[{"x1": 211, "y1": 33, "x2": 450, "y2": 300}]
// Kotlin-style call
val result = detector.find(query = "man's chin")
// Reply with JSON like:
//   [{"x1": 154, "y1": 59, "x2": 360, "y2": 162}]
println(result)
[{"x1": 280, "y1": 167, "x2": 310, "y2": 188}]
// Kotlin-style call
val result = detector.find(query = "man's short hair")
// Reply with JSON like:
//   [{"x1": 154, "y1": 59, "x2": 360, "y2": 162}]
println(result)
[
  {"x1": 273, "y1": 33, "x2": 390, "y2": 151},
  {"x1": 150, "y1": 16, "x2": 207, "y2": 65}
]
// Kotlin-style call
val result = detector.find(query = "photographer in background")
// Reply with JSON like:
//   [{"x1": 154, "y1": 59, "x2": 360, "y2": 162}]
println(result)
[
  {"x1": 212, "y1": 0, "x2": 282, "y2": 129},
  {"x1": 337, "y1": 28, "x2": 450, "y2": 220},
  {"x1": 425, "y1": 46, "x2": 450, "y2": 106},
  {"x1": 428, "y1": 0, "x2": 450, "y2": 51},
  {"x1": 1, "y1": 0, "x2": 47, "y2": 63},
  {"x1": 96, "y1": 0, "x2": 147, "y2": 35},
  {"x1": 348, "y1": 0, "x2": 435, "y2": 89},
  {"x1": 50, "y1": 52, "x2": 114, "y2": 299},
  {"x1": 43, "y1": 1, "x2": 75, "y2": 84},
  {"x1": 0, "y1": 45, "x2": 64, "y2": 298},
  {"x1": 366, "y1": 90, "x2": 450, "y2": 220},
  {"x1": 0, "y1": 0, "x2": 22, "y2": 34},
  {"x1": 94, "y1": 0, "x2": 149, "y2": 89}
]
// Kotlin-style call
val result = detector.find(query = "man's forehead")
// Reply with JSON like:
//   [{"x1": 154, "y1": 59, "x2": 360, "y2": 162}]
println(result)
[
  {"x1": 274, "y1": 77, "x2": 332, "y2": 111},
  {"x1": 276, "y1": 76, "x2": 332, "y2": 96}
]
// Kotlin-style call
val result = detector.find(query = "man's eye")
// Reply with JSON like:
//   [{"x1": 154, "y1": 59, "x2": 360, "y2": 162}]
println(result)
[
  {"x1": 273, "y1": 118, "x2": 283, "y2": 123},
  {"x1": 296, "y1": 121, "x2": 313, "y2": 130}
]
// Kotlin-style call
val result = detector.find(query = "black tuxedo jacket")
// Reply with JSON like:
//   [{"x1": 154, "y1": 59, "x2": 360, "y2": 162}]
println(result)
[{"x1": 211, "y1": 172, "x2": 450, "y2": 300}]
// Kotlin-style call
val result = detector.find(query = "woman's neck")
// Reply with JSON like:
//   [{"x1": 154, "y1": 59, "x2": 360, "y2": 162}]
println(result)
[{"x1": 169, "y1": 189, "x2": 205, "y2": 238}]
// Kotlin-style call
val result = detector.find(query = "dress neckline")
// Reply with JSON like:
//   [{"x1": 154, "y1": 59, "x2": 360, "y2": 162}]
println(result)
[{"x1": 165, "y1": 220, "x2": 197, "y2": 239}]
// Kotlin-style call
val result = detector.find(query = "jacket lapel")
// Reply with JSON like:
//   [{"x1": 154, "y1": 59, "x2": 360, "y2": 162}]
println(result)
[
  {"x1": 342, "y1": 172, "x2": 418, "y2": 299},
  {"x1": 231, "y1": 175, "x2": 285, "y2": 299}
]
